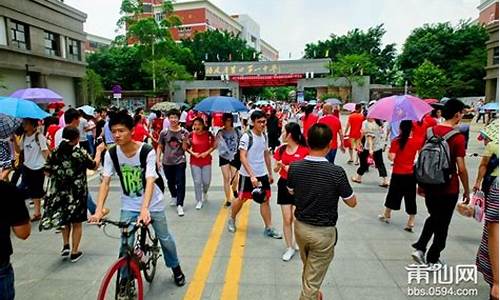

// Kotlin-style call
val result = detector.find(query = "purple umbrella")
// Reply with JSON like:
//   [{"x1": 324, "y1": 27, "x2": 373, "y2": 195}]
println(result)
[
  {"x1": 343, "y1": 102, "x2": 357, "y2": 112},
  {"x1": 10, "y1": 88, "x2": 63, "y2": 103},
  {"x1": 367, "y1": 95, "x2": 432, "y2": 122}
]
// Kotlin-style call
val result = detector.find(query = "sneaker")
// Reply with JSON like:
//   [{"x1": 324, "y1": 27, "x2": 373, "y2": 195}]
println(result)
[
  {"x1": 170, "y1": 197, "x2": 177, "y2": 206},
  {"x1": 282, "y1": 247, "x2": 295, "y2": 261},
  {"x1": 70, "y1": 251, "x2": 83, "y2": 263},
  {"x1": 203, "y1": 192, "x2": 208, "y2": 202},
  {"x1": 61, "y1": 245, "x2": 70, "y2": 257},
  {"x1": 264, "y1": 227, "x2": 283, "y2": 239},
  {"x1": 411, "y1": 250, "x2": 426, "y2": 265},
  {"x1": 228, "y1": 218, "x2": 236, "y2": 233},
  {"x1": 195, "y1": 201, "x2": 203, "y2": 210},
  {"x1": 173, "y1": 272, "x2": 186, "y2": 287},
  {"x1": 177, "y1": 205, "x2": 184, "y2": 217},
  {"x1": 427, "y1": 259, "x2": 446, "y2": 271}
]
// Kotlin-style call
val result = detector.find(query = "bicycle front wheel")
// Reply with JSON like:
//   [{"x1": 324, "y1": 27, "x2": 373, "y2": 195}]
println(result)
[
  {"x1": 97, "y1": 256, "x2": 144, "y2": 300},
  {"x1": 142, "y1": 236, "x2": 160, "y2": 283}
]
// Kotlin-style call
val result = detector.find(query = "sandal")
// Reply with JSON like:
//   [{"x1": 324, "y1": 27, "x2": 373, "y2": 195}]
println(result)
[
  {"x1": 347, "y1": 160, "x2": 354, "y2": 164},
  {"x1": 378, "y1": 214, "x2": 391, "y2": 224},
  {"x1": 351, "y1": 177, "x2": 362, "y2": 184},
  {"x1": 379, "y1": 183, "x2": 389, "y2": 188},
  {"x1": 404, "y1": 225, "x2": 414, "y2": 232},
  {"x1": 31, "y1": 214, "x2": 41, "y2": 222}
]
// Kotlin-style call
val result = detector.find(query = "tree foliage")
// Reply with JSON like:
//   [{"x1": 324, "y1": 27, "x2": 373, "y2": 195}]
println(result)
[
  {"x1": 82, "y1": 69, "x2": 105, "y2": 105},
  {"x1": 181, "y1": 30, "x2": 260, "y2": 78},
  {"x1": 262, "y1": 87, "x2": 295, "y2": 101},
  {"x1": 142, "y1": 58, "x2": 191, "y2": 92},
  {"x1": 399, "y1": 21, "x2": 488, "y2": 96},
  {"x1": 330, "y1": 53, "x2": 376, "y2": 86},
  {"x1": 304, "y1": 24, "x2": 397, "y2": 84},
  {"x1": 412, "y1": 60, "x2": 448, "y2": 99}
]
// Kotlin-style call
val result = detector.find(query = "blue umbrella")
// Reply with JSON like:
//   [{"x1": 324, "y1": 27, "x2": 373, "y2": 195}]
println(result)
[
  {"x1": 0, "y1": 96, "x2": 50, "y2": 119},
  {"x1": 194, "y1": 96, "x2": 248, "y2": 113},
  {"x1": 481, "y1": 102, "x2": 499, "y2": 111},
  {"x1": 77, "y1": 105, "x2": 95, "y2": 116}
]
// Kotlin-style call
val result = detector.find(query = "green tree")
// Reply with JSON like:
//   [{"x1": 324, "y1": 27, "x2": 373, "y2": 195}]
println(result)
[
  {"x1": 412, "y1": 60, "x2": 448, "y2": 99},
  {"x1": 330, "y1": 53, "x2": 376, "y2": 87},
  {"x1": 398, "y1": 21, "x2": 488, "y2": 96},
  {"x1": 181, "y1": 30, "x2": 260, "y2": 78},
  {"x1": 142, "y1": 58, "x2": 192, "y2": 92},
  {"x1": 304, "y1": 25, "x2": 397, "y2": 84},
  {"x1": 261, "y1": 87, "x2": 294, "y2": 101},
  {"x1": 82, "y1": 69, "x2": 105, "y2": 105}
]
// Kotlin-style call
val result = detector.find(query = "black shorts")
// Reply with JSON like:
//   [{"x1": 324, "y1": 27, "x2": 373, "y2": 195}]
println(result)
[
  {"x1": 219, "y1": 155, "x2": 241, "y2": 169},
  {"x1": 385, "y1": 173, "x2": 417, "y2": 215},
  {"x1": 22, "y1": 166, "x2": 45, "y2": 199},
  {"x1": 238, "y1": 175, "x2": 271, "y2": 200},
  {"x1": 277, "y1": 178, "x2": 295, "y2": 205}
]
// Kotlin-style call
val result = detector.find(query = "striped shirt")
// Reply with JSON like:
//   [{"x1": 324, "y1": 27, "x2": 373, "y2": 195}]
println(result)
[
  {"x1": 287, "y1": 156, "x2": 353, "y2": 227},
  {"x1": 476, "y1": 177, "x2": 499, "y2": 286}
]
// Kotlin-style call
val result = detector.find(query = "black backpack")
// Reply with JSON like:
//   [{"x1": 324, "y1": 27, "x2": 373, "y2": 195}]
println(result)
[
  {"x1": 108, "y1": 144, "x2": 165, "y2": 196},
  {"x1": 246, "y1": 130, "x2": 268, "y2": 151}
]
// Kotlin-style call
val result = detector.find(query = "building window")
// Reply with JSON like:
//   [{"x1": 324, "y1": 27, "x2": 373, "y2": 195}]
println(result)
[
  {"x1": 494, "y1": 47, "x2": 499, "y2": 66},
  {"x1": 10, "y1": 20, "x2": 29, "y2": 50},
  {"x1": 143, "y1": 3, "x2": 152, "y2": 13},
  {"x1": 44, "y1": 31, "x2": 60, "y2": 56},
  {"x1": 68, "y1": 38, "x2": 81, "y2": 61},
  {"x1": 155, "y1": 12, "x2": 163, "y2": 23}
]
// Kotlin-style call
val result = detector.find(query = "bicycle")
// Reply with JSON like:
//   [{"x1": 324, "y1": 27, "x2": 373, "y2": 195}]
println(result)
[{"x1": 95, "y1": 219, "x2": 161, "y2": 300}]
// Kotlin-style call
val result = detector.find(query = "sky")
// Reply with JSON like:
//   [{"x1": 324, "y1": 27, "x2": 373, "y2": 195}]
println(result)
[{"x1": 65, "y1": 0, "x2": 479, "y2": 59}]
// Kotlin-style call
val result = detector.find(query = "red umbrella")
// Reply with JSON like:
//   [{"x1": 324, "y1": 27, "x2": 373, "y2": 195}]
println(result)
[
  {"x1": 47, "y1": 101, "x2": 65, "y2": 109},
  {"x1": 423, "y1": 98, "x2": 439, "y2": 104}
]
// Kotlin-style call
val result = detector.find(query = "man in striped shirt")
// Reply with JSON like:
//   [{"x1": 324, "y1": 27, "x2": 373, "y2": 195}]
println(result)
[{"x1": 287, "y1": 123, "x2": 357, "y2": 300}]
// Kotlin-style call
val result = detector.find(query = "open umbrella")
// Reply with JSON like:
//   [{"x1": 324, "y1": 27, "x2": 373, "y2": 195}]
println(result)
[
  {"x1": 423, "y1": 98, "x2": 439, "y2": 104},
  {"x1": 480, "y1": 119, "x2": 499, "y2": 144},
  {"x1": 77, "y1": 105, "x2": 95, "y2": 116},
  {"x1": 343, "y1": 103, "x2": 357, "y2": 112},
  {"x1": 10, "y1": 88, "x2": 63, "y2": 103},
  {"x1": 481, "y1": 102, "x2": 499, "y2": 111},
  {"x1": 325, "y1": 98, "x2": 342, "y2": 105},
  {"x1": 194, "y1": 96, "x2": 248, "y2": 113},
  {"x1": 151, "y1": 101, "x2": 180, "y2": 112},
  {"x1": 255, "y1": 100, "x2": 271, "y2": 106},
  {"x1": 0, "y1": 96, "x2": 50, "y2": 119},
  {"x1": 367, "y1": 95, "x2": 432, "y2": 122},
  {"x1": 440, "y1": 97, "x2": 450, "y2": 103},
  {"x1": 0, "y1": 114, "x2": 22, "y2": 139}
]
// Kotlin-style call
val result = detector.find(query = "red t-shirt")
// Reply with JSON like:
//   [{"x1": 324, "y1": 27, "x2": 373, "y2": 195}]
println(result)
[
  {"x1": 318, "y1": 115, "x2": 342, "y2": 149},
  {"x1": 333, "y1": 109, "x2": 340, "y2": 118},
  {"x1": 189, "y1": 131, "x2": 215, "y2": 167},
  {"x1": 212, "y1": 112, "x2": 224, "y2": 127},
  {"x1": 132, "y1": 123, "x2": 148, "y2": 142},
  {"x1": 390, "y1": 136, "x2": 421, "y2": 174},
  {"x1": 412, "y1": 115, "x2": 437, "y2": 148},
  {"x1": 47, "y1": 124, "x2": 60, "y2": 150},
  {"x1": 348, "y1": 113, "x2": 364, "y2": 139},
  {"x1": 428, "y1": 125, "x2": 466, "y2": 195},
  {"x1": 302, "y1": 114, "x2": 319, "y2": 137},
  {"x1": 273, "y1": 145, "x2": 309, "y2": 179}
]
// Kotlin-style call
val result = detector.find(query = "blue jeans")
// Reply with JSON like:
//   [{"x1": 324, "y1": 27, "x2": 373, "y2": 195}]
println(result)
[
  {"x1": 325, "y1": 148, "x2": 337, "y2": 164},
  {"x1": 87, "y1": 193, "x2": 96, "y2": 215},
  {"x1": 119, "y1": 210, "x2": 180, "y2": 269},
  {"x1": 86, "y1": 134, "x2": 95, "y2": 157},
  {"x1": 0, "y1": 263, "x2": 14, "y2": 300},
  {"x1": 163, "y1": 163, "x2": 186, "y2": 206}
]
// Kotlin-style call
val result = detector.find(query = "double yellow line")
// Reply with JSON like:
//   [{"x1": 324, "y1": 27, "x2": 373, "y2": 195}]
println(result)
[{"x1": 183, "y1": 202, "x2": 252, "y2": 300}]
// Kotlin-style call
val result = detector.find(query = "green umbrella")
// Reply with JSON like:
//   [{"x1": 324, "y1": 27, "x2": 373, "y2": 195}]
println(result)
[
  {"x1": 151, "y1": 101, "x2": 180, "y2": 112},
  {"x1": 480, "y1": 119, "x2": 499, "y2": 144}
]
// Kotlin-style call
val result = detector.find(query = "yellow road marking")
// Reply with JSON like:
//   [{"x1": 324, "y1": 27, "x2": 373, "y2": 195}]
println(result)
[
  {"x1": 182, "y1": 204, "x2": 228, "y2": 300},
  {"x1": 220, "y1": 201, "x2": 252, "y2": 300}
]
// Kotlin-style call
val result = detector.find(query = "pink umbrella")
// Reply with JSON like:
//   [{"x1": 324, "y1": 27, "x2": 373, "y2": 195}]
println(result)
[
  {"x1": 367, "y1": 95, "x2": 432, "y2": 122},
  {"x1": 423, "y1": 98, "x2": 439, "y2": 104},
  {"x1": 343, "y1": 103, "x2": 357, "y2": 112}
]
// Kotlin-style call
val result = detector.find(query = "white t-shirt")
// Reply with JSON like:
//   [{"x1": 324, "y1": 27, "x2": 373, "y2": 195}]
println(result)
[
  {"x1": 78, "y1": 118, "x2": 88, "y2": 141},
  {"x1": 238, "y1": 130, "x2": 268, "y2": 177},
  {"x1": 21, "y1": 132, "x2": 48, "y2": 170},
  {"x1": 102, "y1": 144, "x2": 165, "y2": 212},
  {"x1": 180, "y1": 111, "x2": 188, "y2": 123}
]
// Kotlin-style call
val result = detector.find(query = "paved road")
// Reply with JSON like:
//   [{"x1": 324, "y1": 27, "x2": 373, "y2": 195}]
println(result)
[{"x1": 12, "y1": 119, "x2": 491, "y2": 300}]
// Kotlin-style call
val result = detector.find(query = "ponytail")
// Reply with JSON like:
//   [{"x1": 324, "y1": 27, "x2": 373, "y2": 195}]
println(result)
[{"x1": 398, "y1": 120, "x2": 412, "y2": 150}]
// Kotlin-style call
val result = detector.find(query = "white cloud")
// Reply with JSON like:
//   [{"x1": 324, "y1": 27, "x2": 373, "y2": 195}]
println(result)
[{"x1": 65, "y1": 0, "x2": 479, "y2": 59}]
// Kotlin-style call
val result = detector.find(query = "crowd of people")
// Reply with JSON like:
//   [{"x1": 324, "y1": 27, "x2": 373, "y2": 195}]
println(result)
[{"x1": 0, "y1": 97, "x2": 498, "y2": 300}]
